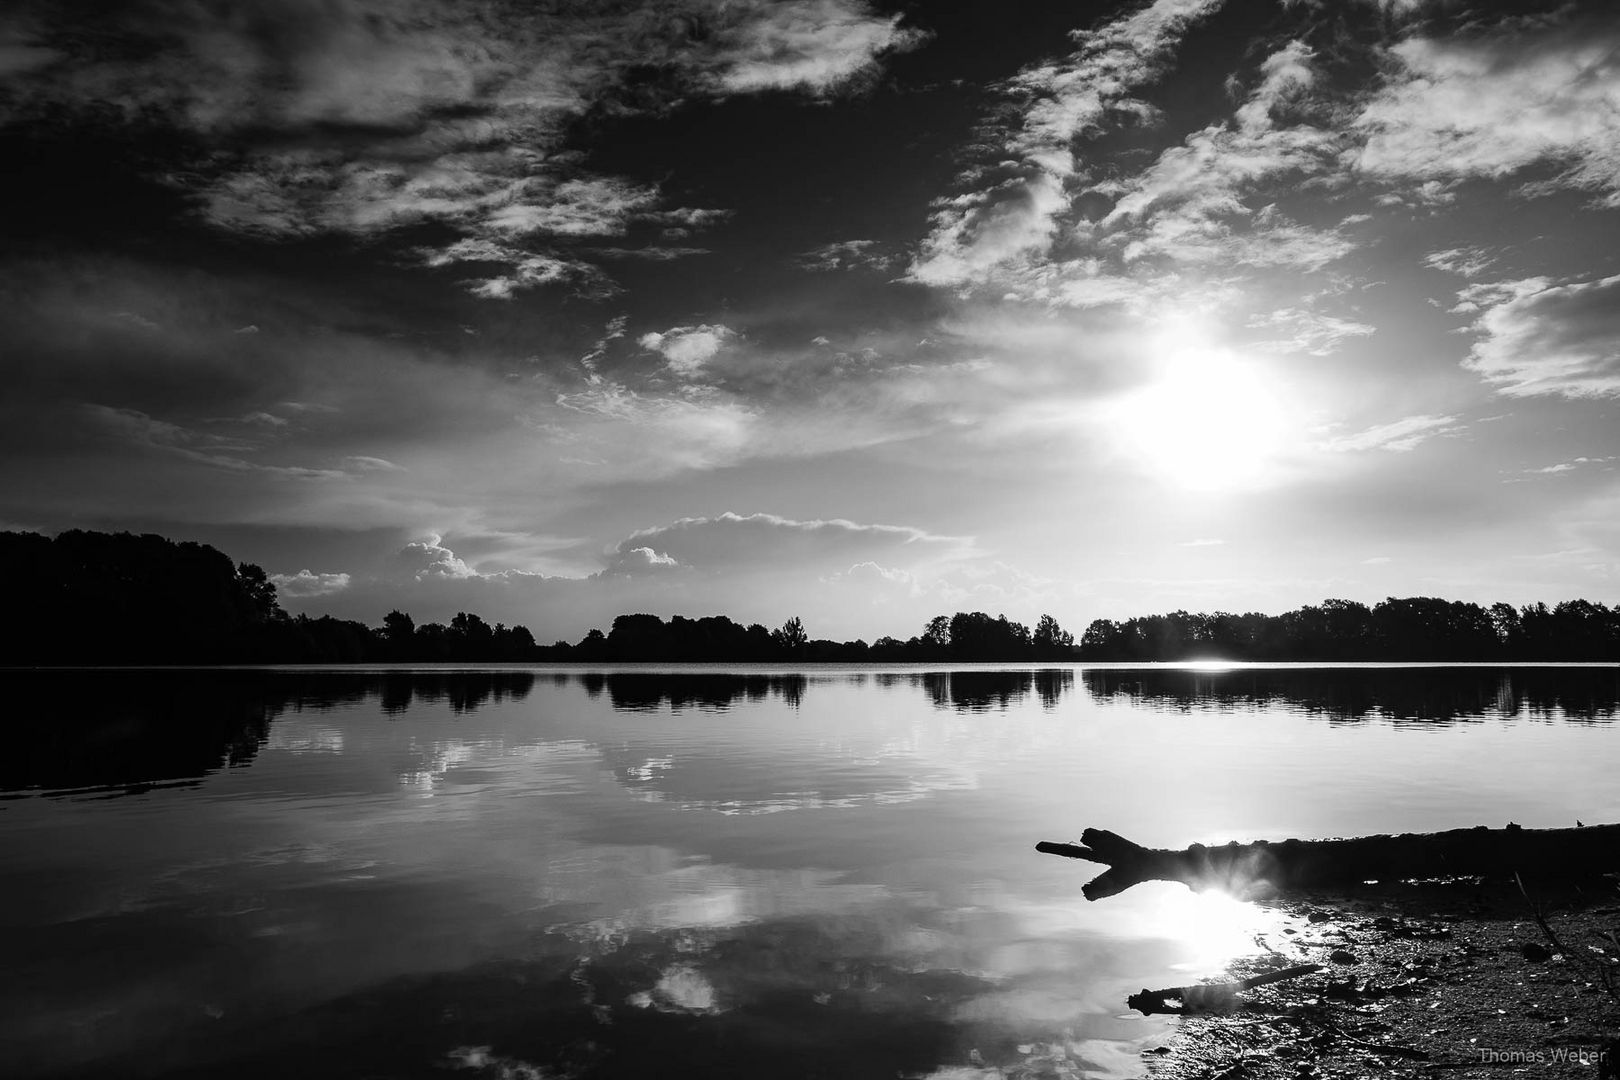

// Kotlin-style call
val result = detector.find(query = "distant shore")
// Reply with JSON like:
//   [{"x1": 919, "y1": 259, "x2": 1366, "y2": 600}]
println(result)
[{"x1": 5, "y1": 529, "x2": 1616, "y2": 665}]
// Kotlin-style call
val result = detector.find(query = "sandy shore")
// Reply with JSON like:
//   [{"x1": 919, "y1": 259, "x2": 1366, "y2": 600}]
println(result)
[{"x1": 1138, "y1": 879, "x2": 1619, "y2": 1079}]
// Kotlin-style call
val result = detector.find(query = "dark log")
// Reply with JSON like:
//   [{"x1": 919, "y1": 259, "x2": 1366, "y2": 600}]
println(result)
[
  {"x1": 1036, "y1": 823, "x2": 1620, "y2": 901},
  {"x1": 1128, "y1": 963, "x2": 1322, "y2": 1015}
]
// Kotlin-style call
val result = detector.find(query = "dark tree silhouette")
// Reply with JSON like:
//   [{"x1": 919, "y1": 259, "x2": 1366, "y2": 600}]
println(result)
[
  {"x1": 0, "y1": 530, "x2": 545, "y2": 664},
  {"x1": 1033, "y1": 614, "x2": 1075, "y2": 659},
  {"x1": 1077, "y1": 597, "x2": 1620, "y2": 662},
  {"x1": 772, "y1": 616, "x2": 808, "y2": 654},
  {"x1": 11, "y1": 530, "x2": 1610, "y2": 666}
]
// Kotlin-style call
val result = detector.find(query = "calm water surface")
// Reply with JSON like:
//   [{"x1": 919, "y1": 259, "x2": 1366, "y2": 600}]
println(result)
[{"x1": 3, "y1": 665, "x2": 1618, "y2": 1079}]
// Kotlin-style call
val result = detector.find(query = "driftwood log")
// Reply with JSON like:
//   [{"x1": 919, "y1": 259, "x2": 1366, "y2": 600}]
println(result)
[
  {"x1": 1127, "y1": 963, "x2": 1321, "y2": 1015},
  {"x1": 1036, "y1": 823, "x2": 1620, "y2": 900}
]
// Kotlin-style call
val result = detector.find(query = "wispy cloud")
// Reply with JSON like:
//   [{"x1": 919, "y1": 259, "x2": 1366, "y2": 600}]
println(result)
[
  {"x1": 906, "y1": 0, "x2": 1225, "y2": 291},
  {"x1": 1423, "y1": 246, "x2": 1496, "y2": 279},
  {"x1": 1318, "y1": 413, "x2": 1462, "y2": 453},
  {"x1": 605, "y1": 511, "x2": 974, "y2": 576},
  {"x1": 1459, "y1": 274, "x2": 1620, "y2": 398},
  {"x1": 1093, "y1": 40, "x2": 1349, "y2": 272},
  {"x1": 3, "y1": 0, "x2": 917, "y2": 297},
  {"x1": 1246, "y1": 306, "x2": 1375, "y2": 357},
  {"x1": 1355, "y1": 12, "x2": 1620, "y2": 206},
  {"x1": 713, "y1": 0, "x2": 926, "y2": 93},
  {"x1": 795, "y1": 239, "x2": 894, "y2": 272},
  {"x1": 84, "y1": 404, "x2": 349, "y2": 480}
]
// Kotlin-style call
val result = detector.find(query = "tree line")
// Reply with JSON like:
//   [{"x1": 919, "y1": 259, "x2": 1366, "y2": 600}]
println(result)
[
  {"x1": 0, "y1": 530, "x2": 538, "y2": 664},
  {"x1": 4, "y1": 530, "x2": 1615, "y2": 664},
  {"x1": 0, "y1": 530, "x2": 1078, "y2": 665},
  {"x1": 1077, "y1": 597, "x2": 1620, "y2": 661},
  {"x1": 549, "y1": 609, "x2": 1077, "y2": 662}
]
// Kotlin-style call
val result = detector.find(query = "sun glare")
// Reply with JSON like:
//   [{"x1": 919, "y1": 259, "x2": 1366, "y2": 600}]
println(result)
[
  {"x1": 1106, "y1": 327, "x2": 1297, "y2": 492},
  {"x1": 1146, "y1": 884, "x2": 1296, "y2": 972}
]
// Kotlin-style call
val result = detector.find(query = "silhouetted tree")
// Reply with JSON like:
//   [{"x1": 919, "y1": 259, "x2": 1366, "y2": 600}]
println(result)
[
  {"x1": 772, "y1": 616, "x2": 808, "y2": 654},
  {"x1": 1076, "y1": 596, "x2": 1618, "y2": 662},
  {"x1": 1032, "y1": 614, "x2": 1076, "y2": 658}
]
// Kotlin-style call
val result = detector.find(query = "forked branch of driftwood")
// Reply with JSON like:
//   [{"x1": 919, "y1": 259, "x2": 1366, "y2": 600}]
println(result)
[{"x1": 1036, "y1": 823, "x2": 1620, "y2": 900}]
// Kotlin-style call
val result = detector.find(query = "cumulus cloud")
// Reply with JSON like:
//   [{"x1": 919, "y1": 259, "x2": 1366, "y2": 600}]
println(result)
[
  {"x1": 638, "y1": 324, "x2": 737, "y2": 376},
  {"x1": 1459, "y1": 275, "x2": 1620, "y2": 398},
  {"x1": 1318, "y1": 413, "x2": 1461, "y2": 453},
  {"x1": 393, "y1": 533, "x2": 477, "y2": 580},
  {"x1": 1355, "y1": 13, "x2": 1620, "y2": 205},
  {"x1": 906, "y1": 0, "x2": 1225, "y2": 289},
  {"x1": 601, "y1": 546, "x2": 683, "y2": 576},
  {"x1": 271, "y1": 569, "x2": 352, "y2": 597}
]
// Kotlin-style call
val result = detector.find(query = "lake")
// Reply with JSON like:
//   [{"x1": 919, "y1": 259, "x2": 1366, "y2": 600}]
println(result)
[{"x1": 3, "y1": 664, "x2": 1618, "y2": 1079}]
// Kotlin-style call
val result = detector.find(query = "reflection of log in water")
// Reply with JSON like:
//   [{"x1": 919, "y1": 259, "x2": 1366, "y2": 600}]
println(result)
[
  {"x1": 1037, "y1": 823, "x2": 1620, "y2": 900},
  {"x1": 1084, "y1": 666, "x2": 1620, "y2": 722}
]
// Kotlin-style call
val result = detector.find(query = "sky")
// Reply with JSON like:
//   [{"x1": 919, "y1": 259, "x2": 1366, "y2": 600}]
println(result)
[{"x1": 2, "y1": 0, "x2": 1618, "y2": 643}]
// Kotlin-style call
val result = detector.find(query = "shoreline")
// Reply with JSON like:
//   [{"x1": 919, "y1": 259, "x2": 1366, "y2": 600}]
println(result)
[{"x1": 1138, "y1": 879, "x2": 1619, "y2": 1079}]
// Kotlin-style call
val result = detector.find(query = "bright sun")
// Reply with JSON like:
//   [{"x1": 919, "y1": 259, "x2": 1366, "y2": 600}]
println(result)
[{"x1": 1106, "y1": 327, "x2": 1297, "y2": 492}]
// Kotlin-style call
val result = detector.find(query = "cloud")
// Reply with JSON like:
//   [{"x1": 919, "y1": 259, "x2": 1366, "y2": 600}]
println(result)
[
  {"x1": 394, "y1": 533, "x2": 477, "y2": 580},
  {"x1": 1318, "y1": 413, "x2": 1461, "y2": 453},
  {"x1": 271, "y1": 569, "x2": 352, "y2": 597},
  {"x1": 1178, "y1": 537, "x2": 1225, "y2": 547},
  {"x1": 419, "y1": 239, "x2": 603, "y2": 301},
  {"x1": 1355, "y1": 13, "x2": 1620, "y2": 205},
  {"x1": 795, "y1": 239, "x2": 893, "y2": 272},
  {"x1": 1246, "y1": 307, "x2": 1375, "y2": 356},
  {"x1": 906, "y1": 0, "x2": 1225, "y2": 290},
  {"x1": 906, "y1": 30, "x2": 1356, "y2": 314},
  {"x1": 603, "y1": 512, "x2": 973, "y2": 576},
  {"x1": 1459, "y1": 274, "x2": 1620, "y2": 398},
  {"x1": 1423, "y1": 246, "x2": 1496, "y2": 278},
  {"x1": 344, "y1": 456, "x2": 403, "y2": 472},
  {"x1": 1091, "y1": 41, "x2": 1350, "y2": 272},
  {"x1": 602, "y1": 546, "x2": 684, "y2": 576},
  {"x1": 83, "y1": 404, "x2": 349, "y2": 480},
  {"x1": 711, "y1": 0, "x2": 925, "y2": 94},
  {"x1": 1524, "y1": 457, "x2": 1613, "y2": 476},
  {"x1": 2, "y1": 0, "x2": 914, "y2": 296},
  {"x1": 275, "y1": 516, "x2": 1015, "y2": 644},
  {"x1": 553, "y1": 381, "x2": 757, "y2": 473},
  {"x1": 638, "y1": 324, "x2": 737, "y2": 377}
]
